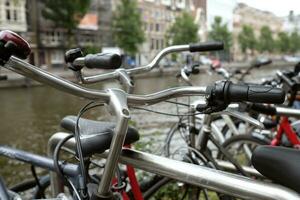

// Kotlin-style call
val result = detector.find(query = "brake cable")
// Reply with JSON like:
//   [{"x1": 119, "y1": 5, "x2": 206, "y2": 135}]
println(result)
[{"x1": 53, "y1": 102, "x2": 104, "y2": 199}]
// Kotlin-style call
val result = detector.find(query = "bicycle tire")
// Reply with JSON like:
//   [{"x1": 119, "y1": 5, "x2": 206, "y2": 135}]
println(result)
[
  {"x1": 10, "y1": 174, "x2": 50, "y2": 199},
  {"x1": 220, "y1": 133, "x2": 270, "y2": 167},
  {"x1": 157, "y1": 118, "x2": 236, "y2": 199}
]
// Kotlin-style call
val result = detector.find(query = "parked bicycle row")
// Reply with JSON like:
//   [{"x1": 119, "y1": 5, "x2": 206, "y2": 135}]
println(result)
[{"x1": 0, "y1": 30, "x2": 300, "y2": 200}]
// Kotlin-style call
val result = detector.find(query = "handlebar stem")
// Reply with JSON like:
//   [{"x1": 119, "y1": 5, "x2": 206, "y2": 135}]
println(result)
[
  {"x1": 116, "y1": 68, "x2": 134, "y2": 93},
  {"x1": 96, "y1": 89, "x2": 130, "y2": 197}
]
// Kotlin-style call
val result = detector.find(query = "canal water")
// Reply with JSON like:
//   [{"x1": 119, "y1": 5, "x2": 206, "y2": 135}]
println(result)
[{"x1": 0, "y1": 67, "x2": 280, "y2": 185}]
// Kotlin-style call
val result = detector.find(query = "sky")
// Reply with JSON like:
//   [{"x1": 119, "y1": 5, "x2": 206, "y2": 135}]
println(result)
[{"x1": 237, "y1": 0, "x2": 300, "y2": 17}]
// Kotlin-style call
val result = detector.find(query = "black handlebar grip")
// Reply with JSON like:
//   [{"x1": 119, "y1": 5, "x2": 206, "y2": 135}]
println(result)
[
  {"x1": 211, "y1": 81, "x2": 285, "y2": 104},
  {"x1": 246, "y1": 84, "x2": 285, "y2": 104},
  {"x1": 189, "y1": 41, "x2": 224, "y2": 52},
  {"x1": 84, "y1": 53, "x2": 122, "y2": 69}
]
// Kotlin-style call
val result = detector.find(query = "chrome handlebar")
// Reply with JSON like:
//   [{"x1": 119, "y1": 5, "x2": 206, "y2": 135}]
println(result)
[{"x1": 4, "y1": 56, "x2": 207, "y2": 105}]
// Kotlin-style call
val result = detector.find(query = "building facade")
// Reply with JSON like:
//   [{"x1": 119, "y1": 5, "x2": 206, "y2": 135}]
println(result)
[
  {"x1": 0, "y1": 0, "x2": 206, "y2": 67},
  {"x1": 26, "y1": 0, "x2": 102, "y2": 68},
  {"x1": 137, "y1": 0, "x2": 206, "y2": 65},
  {"x1": 282, "y1": 11, "x2": 300, "y2": 33},
  {"x1": 232, "y1": 3, "x2": 283, "y2": 61},
  {"x1": 0, "y1": 0, "x2": 27, "y2": 32}
]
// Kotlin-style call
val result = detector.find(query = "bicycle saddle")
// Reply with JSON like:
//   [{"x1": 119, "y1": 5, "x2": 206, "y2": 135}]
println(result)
[
  {"x1": 60, "y1": 115, "x2": 140, "y2": 156},
  {"x1": 252, "y1": 146, "x2": 300, "y2": 193}
]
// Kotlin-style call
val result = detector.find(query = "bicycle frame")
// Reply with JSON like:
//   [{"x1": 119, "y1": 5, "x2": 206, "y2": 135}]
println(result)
[
  {"x1": 46, "y1": 132, "x2": 299, "y2": 200},
  {"x1": 272, "y1": 116, "x2": 300, "y2": 147},
  {"x1": 259, "y1": 106, "x2": 300, "y2": 147}
]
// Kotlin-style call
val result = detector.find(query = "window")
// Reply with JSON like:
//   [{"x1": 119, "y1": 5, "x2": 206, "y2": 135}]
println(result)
[
  {"x1": 156, "y1": 39, "x2": 159, "y2": 50},
  {"x1": 151, "y1": 38, "x2": 155, "y2": 50},
  {"x1": 51, "y1": 50, "x2": 64, "y2": 64},
  {"x1": 161, "y1": 39, "x2": 164, "y2": 49},
  {"x1": 155, "y1": 11, "x2": 160, "y2": 19},
  {"x1": 13, "y1": 10, "x2": 17, "y2": 21},
  {"x1": 43, "y1": 31, "x2": 63, "y2": 45},
  {"x1": 156, "y1": 23, "x2": 160, "y2": 32},
  {"x1": 51, "y1": 32, "x2": 55, "y2": 42},
  {"x1": 5, "y1": 0, "x2": 11, "y2": 20},
  {"x1": 150, "y1": 23, "x2": 153, "y2": 32},
  {"x1": 6, "y1": 10, "x2": 10, "y2": 20},
  {"x1": 5, "y1": 1, "x2": 20, "y2": 22}
]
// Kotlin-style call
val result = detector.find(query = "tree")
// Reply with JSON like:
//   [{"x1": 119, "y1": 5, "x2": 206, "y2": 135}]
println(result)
[
  {"x1": 276, "y1": 32, "x2": 290, "y2": 53},
  {"x1": 258, "y1": 26, "x2": 274, "y2": 53},
  {"x1": 42, "y1": 0, "x2": 91, "y2": 46},
  {"x1": 289, "y1": 30, "x2": 300, "y2": 54},
  {"x1": 166, "y1": 12, "x2": 199, "y2": 45},
  {"x1": 209, "y1": 16, "x2": 232, "y2": 60},
  {"x1": 238, "y1": 25, "x2": 256, "y2": 54},
  {"x1": 112, "y1": 0, "x2": 145, "y2": 56}
]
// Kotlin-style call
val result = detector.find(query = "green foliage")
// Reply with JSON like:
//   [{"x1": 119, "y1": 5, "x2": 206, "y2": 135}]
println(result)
[
  {"x1": 276, "y1": 32, "x2": 290, "y2": 53},
  {"x1": 209, "y1": 16, "x2": 232, "y2": 59},
  {"x1": 209, "y1": 16, "x2": 232, "y2": 49},
  {"x1": 289, "y1": 30, "x2": 300, "y2": 54},
  {"x1": 112, "y1": 0, "x2": 145, "y2": 56},
  {"x1": 42, "y1": 0, "x2": 91, "y2": 30},
  {"x1": 166, "y1": 12, "x2": 199, "y2": 45},
  {"x1": 42, "y1": 0, "x2": 91, "y2": 47},
  {"x1": 83, "y1": 46, "x2": 100, "y2": 54},
  {"x1": 258, "y1": 26, "x2": 274, "y2": 53},
  {"x1": 238, "y1": 25, "x2": 256, "y2": 53}
]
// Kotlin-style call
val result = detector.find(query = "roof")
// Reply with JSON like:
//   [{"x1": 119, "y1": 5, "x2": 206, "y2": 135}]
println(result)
[{"x1": 78, "y1": 13, "x2": 98, "y2": 30}]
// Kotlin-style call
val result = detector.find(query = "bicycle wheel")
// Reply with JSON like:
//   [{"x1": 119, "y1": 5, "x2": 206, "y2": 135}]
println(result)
[
  {"x1": 221, "y1": 118, "x2": 256, "y2": 140},
  {"x1": 220, "y1": 133, "x2": 270, "y2": 167},
  {"x1": 163, "y1": 119, "x2": 199, "y2": 159},
  {"x1": 10, "y1": 175, "x2": 50, "y2": 199}
]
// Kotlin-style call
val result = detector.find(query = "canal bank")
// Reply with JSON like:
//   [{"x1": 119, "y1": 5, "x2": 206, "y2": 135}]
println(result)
[{"x1": 0, "y1": 60, "x2": 295, "y2": 88}]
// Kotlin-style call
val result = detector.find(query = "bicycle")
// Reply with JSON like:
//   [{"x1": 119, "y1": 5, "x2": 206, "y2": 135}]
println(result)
[
  {"x1": 0, "y1": 30, "x2": 298, "y2": 200},
  {"x1": 220, "y1": 66, "x2": 300, "y2": 171}
]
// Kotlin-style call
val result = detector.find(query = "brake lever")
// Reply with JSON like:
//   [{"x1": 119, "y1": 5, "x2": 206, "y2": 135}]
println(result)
[
  {"x1": 180, "y1": 67, "x2": 192, "y2": 86},
  {"x1": 217, "y1": 109, "x2": 264, "y2": 129},
  {"x1": 116, "y1": 69, "x2": 134, "y2": 93}
]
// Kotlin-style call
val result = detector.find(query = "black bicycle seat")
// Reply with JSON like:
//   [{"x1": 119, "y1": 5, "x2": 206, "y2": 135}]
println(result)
[
  {"x1": 252, "y1": 146, "x2": 300, "y2": 193},
  {"x1": 60, "y1": 115, "x2": 140, "y2": 156}
]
